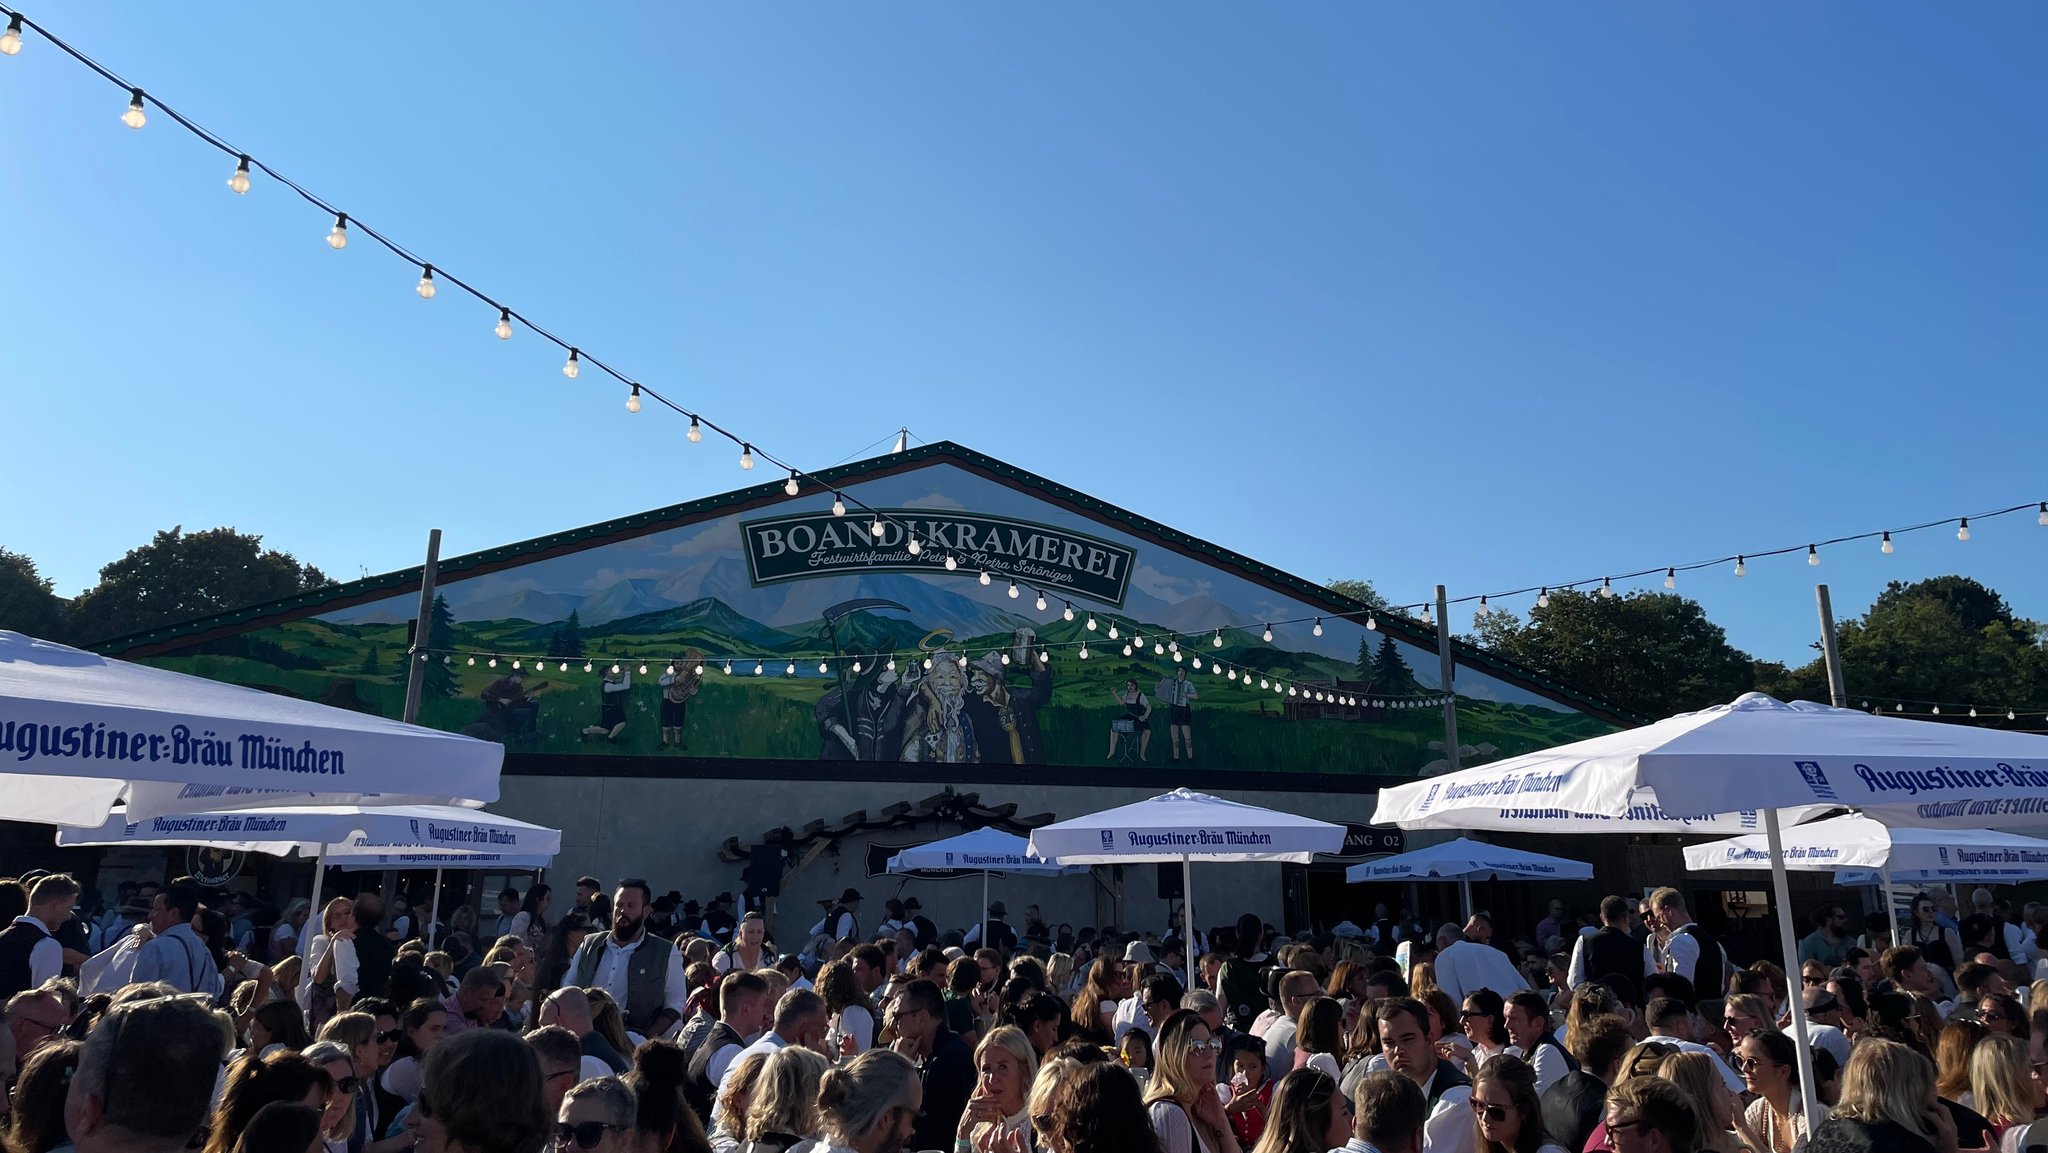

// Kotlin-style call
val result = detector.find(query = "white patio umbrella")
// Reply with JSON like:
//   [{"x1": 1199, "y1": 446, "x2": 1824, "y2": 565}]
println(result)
[
  {"x1": 1373, "y1": 692, "x2": 2048, "y2": 1133},
  {"x1": 0, "y1": 631, "x2": 501, "y2": 825},
  {"x1": 1026, "y1": 788, "x2": 1345, "y2": 949},
  {"x1": 57, "y1": 803, "x2": 561, "y2": 950},
  {"x1": 887, "y1": 827, "x2": 1080, "y2": 947},
  {"x1": 1685, "y1": 815, "x2": 2048, "y2": 937},
  {"x1": 1345, "y1": 837, "x2": 1592, "y2": 920}
]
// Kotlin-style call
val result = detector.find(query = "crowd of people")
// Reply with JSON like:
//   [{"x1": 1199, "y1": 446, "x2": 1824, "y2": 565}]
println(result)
[{"x1": 5, "y1": 867, "x2": 2048, "y2": 1153}]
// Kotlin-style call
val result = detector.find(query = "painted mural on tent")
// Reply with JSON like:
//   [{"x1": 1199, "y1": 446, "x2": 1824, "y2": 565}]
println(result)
[{"x1": 139, "y1": 462, "x2": 1614, "y2": 775}]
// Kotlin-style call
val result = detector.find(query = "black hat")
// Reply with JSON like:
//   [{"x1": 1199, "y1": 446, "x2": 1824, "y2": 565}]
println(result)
[
  {"x1": 988, "y1": 901, "x2": 1008, "y2": 917},
  {"x1": 904, "y1": 898, "x2": 923, "y2": 912},
  {"x1": 839, "y1": 888, "x2": 864, "y2": 903},
  {"x1": 682, "y1": 900, "x2": 702, "y2": 917},
  {"x1": 713, "y1": 892, "x2": 734, "y2": 905},
  {"x1": 886, "y1": 899, "x2": 906, "y2": 916}
]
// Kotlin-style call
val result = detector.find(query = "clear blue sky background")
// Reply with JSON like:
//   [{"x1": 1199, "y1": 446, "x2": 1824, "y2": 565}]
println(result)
[{"x1": 1, "y1": 3, "x2": 2042, "y2": 669}]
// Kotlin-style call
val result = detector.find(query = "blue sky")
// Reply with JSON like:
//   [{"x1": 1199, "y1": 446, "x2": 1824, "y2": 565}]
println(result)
[{"x1": 1, "y1": 3, "x2": 2042, "y2": 668}]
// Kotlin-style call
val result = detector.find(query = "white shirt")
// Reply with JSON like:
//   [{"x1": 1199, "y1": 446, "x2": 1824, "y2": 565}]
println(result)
[
  {"x1": 1420, "y1": 1067, "x2": 1476, "y2": 1153},
  {"x1": 1112, "y1": 993, "x2": 1148, "y2": 1044},
  {"x1": 1641, "y1": 1036, "x2": 1745, "y2": 1093},
  {"x1": 1264, "y1": 1016, "x2": 1299, "y2": 1083},
  {"x1": 591, "y1": 932, "x2": 690, "y2": 1028},
  {"x1": 718, "y1": 1031, "x2": 789, "y2": 1095},
  {"x1": 1655, "y1": 924, "x2": 1701, "y2": 980},
  {"x1": 830, "y1": 1005, "x2": 874, "y2": 1054},
  {"x1": 1525, "y1": 1038, "x2": 1570, "y2": 1095},
  {"x1": 12, "y1": 915, "x2": 64, "y2": 989},
  {"x1": 809, "y1": 911, "x2": 857, "y2": 940},
  {"x1": 1432, "y1": 940, "x2": 1529, "y2": 1005},
  {"x1": 712, "y1": 943, "x2": 769, "y2": 974},
  {"x1": 2002, "y1": 921, "x2": 2033, "y2": 967},
  {"x1": 705, "y1": 1039, "x2": 746, "y2": 1087},
  {"x1": 1148, "y1": 1099, "x2": 1213, "y2": 1153},
  {"x1": 79, "y1": 929, "x2": 143, "y2": 996},
  {"x1": 299, "y1": 933, "x2": 359, "y2": 1006}
]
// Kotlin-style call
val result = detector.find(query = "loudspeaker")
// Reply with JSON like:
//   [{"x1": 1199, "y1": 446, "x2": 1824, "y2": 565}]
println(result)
[
  {"x1": 1156, "y1": 863, "x2": 1184, "y2": 901},
  {"x1": 748, "y1": 845, "x2": 784, "y2": 896}
]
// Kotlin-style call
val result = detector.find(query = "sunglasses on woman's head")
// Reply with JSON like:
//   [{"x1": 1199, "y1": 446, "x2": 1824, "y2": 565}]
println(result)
[{"x1": 554, "y1": 1123, "x2": 624, "y2": 1150}]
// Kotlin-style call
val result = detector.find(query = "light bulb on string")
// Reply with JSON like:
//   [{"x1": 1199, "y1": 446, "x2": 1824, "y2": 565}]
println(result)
[
  {"x1": 1807, "y1": 545, "x2": 1820, "y2": 566},
  {"x1": 1007, "y1": 581, "x2": 1019, "y2": 599},
  {"x1": 1366, "y1": 615, "x2": 1377, "y2": 631},
  {"x1": 1971, "y1": 707, "x2": 1979, "y2": 718},
  {"x1": 228, "y1": 155, "x2": 251, "y2": 194},
  {"x1": 327, "y1": 213, "x2": 349, "y2": 249},
  {"x1": 1107, "y1": 624, "x2": 1119, "y2": 639},
  {"x1": 1599, "y1": 578, "x2": 1614, "y2": 598},
  {"x1": 1085, "y1": 614, "x2": 1098, "y2": 631},
  {"x1": 465, "y1": 656, "x2": 475, "y2": 666},
  {"x1": 945, "y1": 555, "x2": 958, "y2": 572},
  {"x1": 1476, "y1": 596, "x2": 1489, "y2": 618},
  {"x1": 1192, "y1": 657, "x2": 1203, "y2": 670},
  {"x1": 1169, "y1": 639, "x2": 1179, "y2": 653},
  {"x1": 1664, "y1": 568, "x2": 1676, "y2": 590},
  {"x1": 1001, "y1": 652, "x2": 1011, "y2": 665},
  {"x1": 511, "y1": 659, "x2": 521, "y2": 669},
  {"x1": 121, "y1": 88, "x2": 146, "y2": 129},
  {"x1": 695, "y1": 663, "x2": 704, "y2": 674},
  {"x1": 558, "y1": 662, "x2": 568, "y2": 672},
  {"x1": 1035, "y1": 593, "x2": 1047, "y2": 611},
  {"x1": 582, "y1": 662, "x2": 592, "y2": 673},
  {"x1": 610, "y1": 664, "x2": 621, "y2": 674},
  {"x1": 2009, "y1": 709, "x2": 2018, "y2": 721},
  {"x1": 416, "y1": 266, "x2": 437, "y2": 299},
  {"x1": 1933, "y1": 705, "x2": 1941, "y2": 715},
  {"x1": 563, "y1": 349, "x2": 580, "y2": 379},
  {"x1": 1228, "y1": 668, "x2": 1237, "y2": 680},
  {"x1": 1262, "y1": 625, "x2": 1273, "y2": 642},
  {"x1": 1132, "y1": 633, "x2": 1144, "y2": 647},
  {"x1": 1421, "y1": 604, "x2": 1433, "y2": 625},
  {"x1": 488, "y1": 657, "x2": 498, "y2": 668},
  {"x1": 1312, "y1": 618, "x2": 1323, "y2": 636},
  {"x1": 0, "y1": 15, "x2": 22, "y2": 55},
  {"x1": 959, "y1": 655, "x2": 969, "y2": 668},
  {"x1": 1038, "y1": 651, "x2": 1048, "y2": 663},
  {"x1": 872, "y1": 518, "x2": 886, "y2": 539},
  {"x1": 1957, "y1": 518, "x2": 1971, "y2": 542},
  {"x1": 819, "y1": 661, "x2": 829, "y2": 674},
  {"x1": 1077, "y1": 644, "x2": 1089, "y2": 660},
  {"x1": 494, "y1": 308, "x2": 513, "y2": 340},
  {"x1": 1154, "y1": 643, "x2": 1165, "y2": 656},
  {"x1": 787, "y1": 662, "x2": 797, "y2": 676},
  {"x1": 853, "y1": 660, "x2": 863, "y2": 673},
  {"x1": 666, "y1": 664, "x2": 677, "y2": 675},
  {"x1": 1735, "y1": 555, "x2": 1747, "y2": 577},
  {"x1": 1881, "y1": 532, "x2": 1893, "y2": 555},
  {"x1": 723, "y1": 660, "x2": 733, "y2": 675},
  {"x1": 2039, "y1": 503, "x2": 2048, "y2": 526},
  {"x1": 1260, "y1": 678, "x2": 1270, "y2": 689},
  {"x1": 638, "y1": 664, "x2": 648, "y2": 675},
  {"x1": 831, "y1": 494, "x2": 845, "y2": 517},
  {"x1": 1063, "y1": 603, "x2": 1075, "y2": 622},
  {"x1": 785, "y1": 471, "x2": 801, "y2": 497},
  {"x1": 687, "y1": 417, "x2": 702, "y2": 443},
  {"x1": 979, "y1": 570, "x2": 991, "y2": 586},
  {"x1": 1212, "y1": 630, "x2": 1223, "y2": 648},
  {"x1": 1173, "y1": 650, "x2": 1183, "y2": 663},
  {"x1": 1122, "y1": 644, "x2": 1132, "y2": 657},
  {"x1": 908, "y1": 536, "x2": 922, "y2": 556},
  {"x1": 885, "y1": 658, "x2": 896, "y2": 671},
  {"x1": 923, "y1": 657, "x2": 934, "y2": 670},
  {"x1": 739, "y1": 444, "x2": 754, "y2": 470},
  {"x1": 1537, "y1": 589, "x2": 1550, "y2": 609},
  {"x1": 626, "y1": 384, "x2": 641, "y2": 413}
]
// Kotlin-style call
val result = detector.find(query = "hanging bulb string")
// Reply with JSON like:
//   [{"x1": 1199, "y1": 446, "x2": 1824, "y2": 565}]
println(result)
[{"x1": 7, "y1": 10, "x2": 2042, "y2": 646}]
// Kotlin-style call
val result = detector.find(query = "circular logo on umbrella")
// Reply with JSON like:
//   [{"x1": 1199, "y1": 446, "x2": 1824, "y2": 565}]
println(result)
[{"x1": 187, "y1": 846, "x2": 244, "y2": 888}]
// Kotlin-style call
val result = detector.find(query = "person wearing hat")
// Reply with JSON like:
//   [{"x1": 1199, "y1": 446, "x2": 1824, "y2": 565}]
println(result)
[
  {"x1": 811, "y1": 888, "x2": 863, "y2": 942},
  {"x1": 702, "y1": 893, "x2": 737, "y2": 942},
  {"x1": 879, "y1": 899, "x2": 909, "y2": 939},
  {"x1": 962, "y1": 903, "x2": 1018, "y2": 952},
  {"x1": 905, "y1": 898, "x2": 938, "y2": 950}
]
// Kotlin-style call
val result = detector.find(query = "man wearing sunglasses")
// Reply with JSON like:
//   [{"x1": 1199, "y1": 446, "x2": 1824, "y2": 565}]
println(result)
[
  {"x1": 555, "y1": 1075, "x2": 635, "y2": 1153},
  {"x1": 1601, "y1": 1075, "x2": 1699, "y2": 1153}
]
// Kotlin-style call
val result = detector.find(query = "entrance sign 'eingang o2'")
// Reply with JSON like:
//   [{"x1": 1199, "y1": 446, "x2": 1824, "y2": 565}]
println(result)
[{"x1": 743, "y1": 510, "x2": 1136, "y2": 607}]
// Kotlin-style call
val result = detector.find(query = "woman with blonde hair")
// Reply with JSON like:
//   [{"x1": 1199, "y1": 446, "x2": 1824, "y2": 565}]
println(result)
[
  {"x1": 1146, "y1": 1009, "x2": 1242, "y2": 1153},
  {"x1": 736, "y1": 1046, "x2": 828, "y2": 1152},
  {"x1": 711, "y1": 1050, "x2": 770, "y2": 1149},
  {"x1": 1969, "y1": 1032, "x2": 2042, "y2": 1144},
  {"x1": 1659, "y1": 1051, "x2": 1765, "y2": 1153},
  {"x1": 954, "y1": 1025, "x2": 1037, "y2": 1150},
  {"x1": 1045, "y1": 952, "x2": 1074, "y2": 995},
  {"x1": 299, "y1": 897, "x2": 360, "y2": 1027},
  {"x1": 1807, "y1": 1038, "x2": 1948, "y2": 1153}
]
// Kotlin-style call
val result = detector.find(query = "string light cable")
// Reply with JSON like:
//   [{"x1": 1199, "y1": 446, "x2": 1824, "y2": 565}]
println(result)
[{"x1": 5, "y1": 11, "x2": 2043, "y2": 661}]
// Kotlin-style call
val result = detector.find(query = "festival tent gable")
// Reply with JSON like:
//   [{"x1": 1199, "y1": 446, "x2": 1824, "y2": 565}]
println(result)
[
  {"x1": 1027, "y1": 788, "x2": 1345, "y2": 947},
  {"x1": 888, "y1": 826, "x2": 1081, "y2": 948},
  {"x1": 0, "y1": 631, "x2": 502, "y2": 826},
  {"x1": 1371, "y1": 692, "x2": 2048, "y2": 1135},
  {"x1": 1344, "y1": 837, "x2": 1591, "y2": 919}
]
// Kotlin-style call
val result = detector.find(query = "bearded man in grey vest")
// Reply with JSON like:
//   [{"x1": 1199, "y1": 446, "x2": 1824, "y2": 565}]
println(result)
[{"x1": 571, "y1": 880, "x2": 687, "y2": 1039}]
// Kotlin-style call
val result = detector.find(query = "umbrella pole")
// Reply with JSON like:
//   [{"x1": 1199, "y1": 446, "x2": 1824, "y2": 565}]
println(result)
[
  {"x1": 302, "y1": 850, "x2": 326, "y2": 957},
  {"x1": 1459, "y1": 877, "x2": 1473, "y2": 922},
  {"x1": 982, "y1": 870, "x2": 990, "y2": 949},
  {"x1": 428, "y1": 868, "x2": 443, "y2": 949},
  {"x1": 1765, "y1": 810, "x2": 1823, "y2": 1132},
  {"x1": 1880, "y1": 867, "x2": 1900, "y2": 948},
  {"x1": 1182, "y1": 855, "x2": 1194, "y2": 951}
]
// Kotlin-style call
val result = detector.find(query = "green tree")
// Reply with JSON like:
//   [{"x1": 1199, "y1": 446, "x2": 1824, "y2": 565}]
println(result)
[
  {"x1": 1372, "y1": 633, "x2": 1419, "y2": 696},
  {"x1": 1471, "y1": 589, "x2": 1752, "y2": 720},
  {"x1": 1326, "y1": 579, "x2": 1388, "y2": 609},
  {"x1": 547, "y1": 610, "x2": 586, "y2": 658},
  {"x1": 421, "y1": 593, "x2": 460, "y2": 698},
  {"x1": 68, "y1": 527, "x2": 331, "y2": 645},
  {"x1": 1824, "y1": 577, "x2": 2047, "y2": 713},
  {"x1": 359, "y1": 643, "x2": 383, "y2": 676},
  {"x1": 0, "y1": 548, "x2": 66, "y2": 640},
  {"x1": 1357, "y1": 634, "x2": 1378, "y2": 683}
]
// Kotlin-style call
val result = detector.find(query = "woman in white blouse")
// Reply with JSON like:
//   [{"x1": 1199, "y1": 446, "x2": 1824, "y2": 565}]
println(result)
[
  {"x1": 1145, "y1": 1009, "x2": 1242, "y2": 1153},
  {"x1": 298, "y1": 897, "x2": 359, "y2": 1023}
]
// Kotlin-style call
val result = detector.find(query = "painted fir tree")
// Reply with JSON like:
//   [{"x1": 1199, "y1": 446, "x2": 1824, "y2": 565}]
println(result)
[{"x1": 1372, "y1": 633, "x2": 1418, "y2": 696}]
